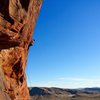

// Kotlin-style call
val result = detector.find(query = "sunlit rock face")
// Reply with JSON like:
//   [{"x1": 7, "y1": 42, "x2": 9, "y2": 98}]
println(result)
[{"x1": 0, "y1": 0, "x2": 42, "y2": 99}]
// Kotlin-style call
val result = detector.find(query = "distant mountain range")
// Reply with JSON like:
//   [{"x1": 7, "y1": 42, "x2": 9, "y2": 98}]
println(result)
[
  {"x1": 29, "y1": 87, "x2": 100, "y2": 100},
  {"x1": 82, "y1": 87, "x2": 100, "y2": 92}
]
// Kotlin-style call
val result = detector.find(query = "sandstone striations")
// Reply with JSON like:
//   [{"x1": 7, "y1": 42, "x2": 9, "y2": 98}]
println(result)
[{"x1": 0, "y1": 0, "x2": 42, "y2": 100}]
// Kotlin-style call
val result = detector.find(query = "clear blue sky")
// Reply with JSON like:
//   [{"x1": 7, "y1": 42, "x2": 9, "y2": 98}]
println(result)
[{"x1": 26, "y1": 0, "x2": 100, "y2": 88}]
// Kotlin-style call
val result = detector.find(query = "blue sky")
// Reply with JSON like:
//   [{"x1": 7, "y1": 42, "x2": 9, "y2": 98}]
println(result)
[{"x1": 26, "y1": 0, "x2": 100, "y2": 88}]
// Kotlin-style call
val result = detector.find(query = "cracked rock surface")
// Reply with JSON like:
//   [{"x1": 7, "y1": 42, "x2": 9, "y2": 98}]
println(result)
[{"x1": 0, "y1": 0, "x2": 42, "y2": 99}]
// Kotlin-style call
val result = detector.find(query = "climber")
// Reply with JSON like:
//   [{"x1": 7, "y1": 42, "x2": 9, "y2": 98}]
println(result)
[{"x1": 28, "y1": 39, "x2": 35, "y2": 50}]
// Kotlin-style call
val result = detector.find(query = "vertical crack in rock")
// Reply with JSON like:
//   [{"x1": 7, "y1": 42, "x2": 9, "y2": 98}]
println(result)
[
  {"x1": 0, "y1": 0, "x2": 42, "y2": 99},
  {"x1": 20, "y1": 0, "x2": 30, "y2": 11}
]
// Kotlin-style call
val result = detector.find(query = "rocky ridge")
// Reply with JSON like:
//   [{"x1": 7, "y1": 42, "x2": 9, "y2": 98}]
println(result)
[
  {"x1": 0, "y1": 0, "x2": 42, "y2": 100},
  {"x1": 29, "y1": 87, "x2": 100, "y2": 100}
]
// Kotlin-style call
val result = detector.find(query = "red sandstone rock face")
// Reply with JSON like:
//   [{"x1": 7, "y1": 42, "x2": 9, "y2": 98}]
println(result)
[{"x1": 0, "y1": 0, "x2": 42, "y2": 100}]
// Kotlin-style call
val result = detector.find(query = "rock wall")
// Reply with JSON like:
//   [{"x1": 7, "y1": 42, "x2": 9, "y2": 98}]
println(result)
[{"x1": 0, "y1": 0, "x2": 42, "y2": 100}]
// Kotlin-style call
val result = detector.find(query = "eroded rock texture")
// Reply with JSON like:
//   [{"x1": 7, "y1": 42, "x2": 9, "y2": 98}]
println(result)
[{"x1": 0, "y1": 0, "x2": 42, "y2": 100}]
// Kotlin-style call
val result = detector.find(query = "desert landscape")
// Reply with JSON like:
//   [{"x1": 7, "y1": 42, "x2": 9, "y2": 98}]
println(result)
[
  {"x1": 29, "y1": 87, "x2": 100, "y2": 100},
  {"x1": 0, "y1": 0, "x2": 100, "y2": 100}
]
